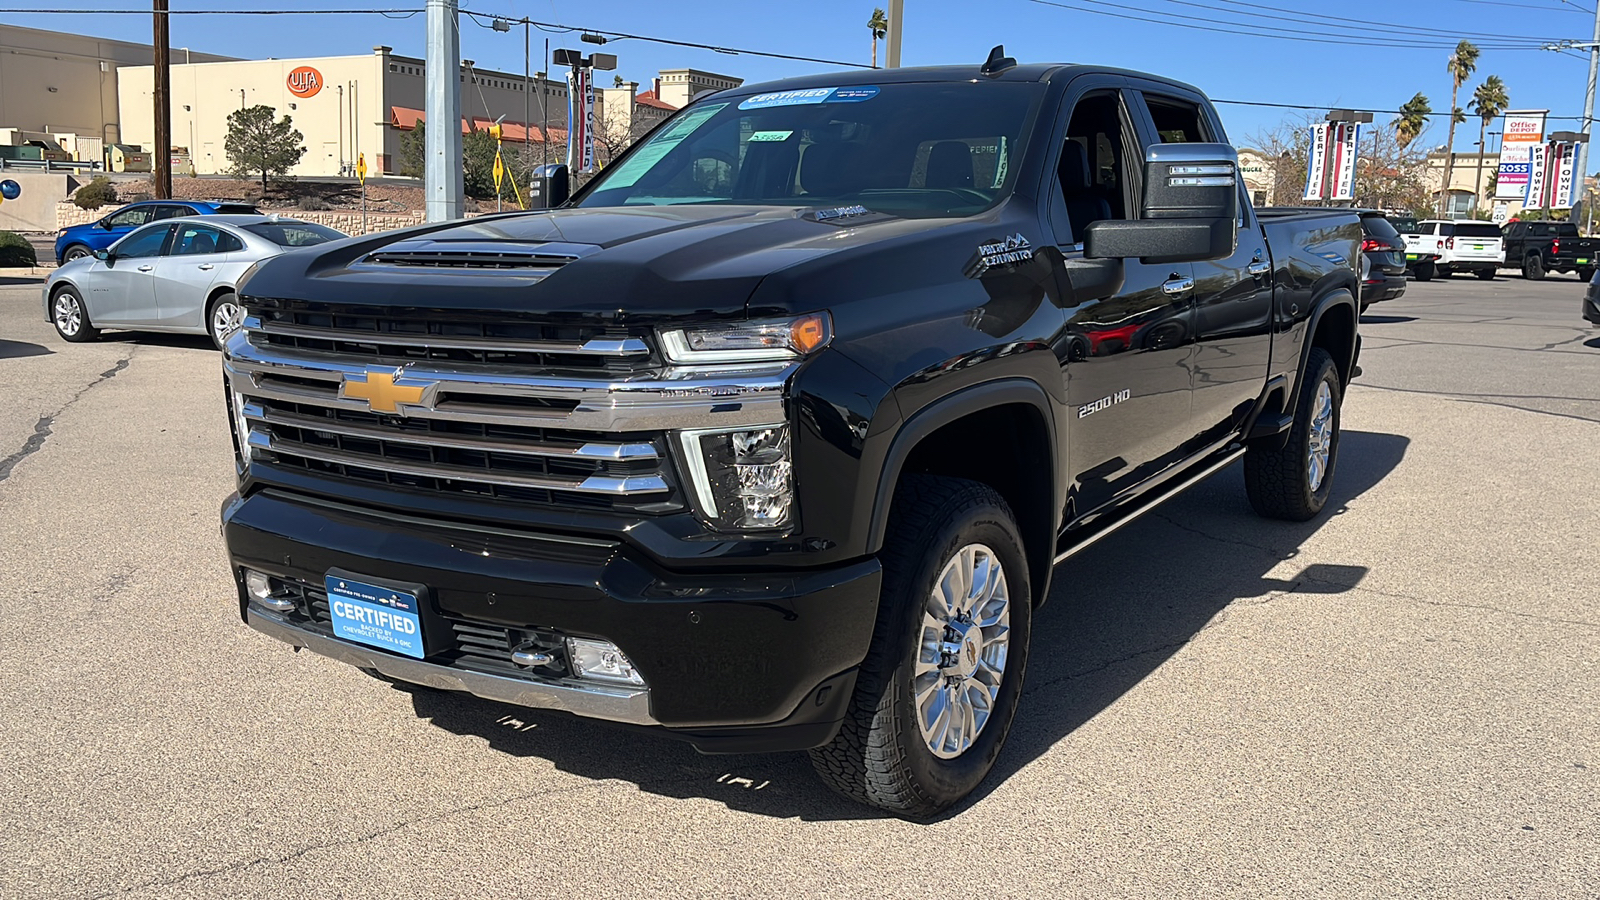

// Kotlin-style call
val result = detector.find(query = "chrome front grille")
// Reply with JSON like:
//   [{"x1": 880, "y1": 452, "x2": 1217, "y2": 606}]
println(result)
[{"x1": 225, "y1": 306, "x2": 794, "y2": 515}]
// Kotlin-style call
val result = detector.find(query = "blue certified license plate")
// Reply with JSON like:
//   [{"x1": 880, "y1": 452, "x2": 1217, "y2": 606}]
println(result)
[
  {"x1": 326, "y1": 575, "x2": 425, "y2": 659},
  {"x1": 1406, "y1": 253, "x2": 1418, "y2": 260}
]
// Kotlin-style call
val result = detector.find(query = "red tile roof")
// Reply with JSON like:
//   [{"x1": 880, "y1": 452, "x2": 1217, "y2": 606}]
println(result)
[
  {"x1": 389, "y1": 107, "x2": 566, "y2": 144},
  {"x1": 634, "y1": 90, "x2": 678, "y2": 111}
]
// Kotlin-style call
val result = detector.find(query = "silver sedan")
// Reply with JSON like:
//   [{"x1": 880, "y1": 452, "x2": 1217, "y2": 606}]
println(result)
[{"x1": 43, "y1": 215, "x2": 348, "y2": 350}]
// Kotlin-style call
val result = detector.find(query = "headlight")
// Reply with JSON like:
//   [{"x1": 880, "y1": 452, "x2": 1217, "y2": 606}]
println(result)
[
  {"x1": 659, "y1": 312, "x2": 831, "y2": 364},
  {"x1": 678, "y1": 425, "x2": 794, "y2": 531}
]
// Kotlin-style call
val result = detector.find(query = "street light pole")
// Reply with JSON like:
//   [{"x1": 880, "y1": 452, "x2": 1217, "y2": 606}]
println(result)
[{"x1": 886, "y1": 0, "x2": 904, "y2": 68}]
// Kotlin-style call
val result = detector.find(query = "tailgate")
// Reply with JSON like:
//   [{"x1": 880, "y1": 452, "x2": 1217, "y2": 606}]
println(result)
[{"x1": 1452, "y1": 236, "x2": 1502, "y2": 260}]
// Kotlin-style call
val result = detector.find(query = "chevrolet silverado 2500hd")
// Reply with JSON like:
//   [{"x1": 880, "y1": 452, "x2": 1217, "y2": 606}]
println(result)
[{"x1": 221, "y1": 50, "x2": 1361, "y2": 817}]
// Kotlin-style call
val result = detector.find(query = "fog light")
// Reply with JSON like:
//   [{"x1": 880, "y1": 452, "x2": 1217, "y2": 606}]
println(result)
[
  {"x1": 245, "y1": 569, "x2": 296, "y2": 613},
  {"x1": 566, "y1": 637, "x2": 645, "y2": 686}
]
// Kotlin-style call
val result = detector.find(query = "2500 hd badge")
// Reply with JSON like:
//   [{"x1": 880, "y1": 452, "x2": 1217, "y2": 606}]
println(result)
[{"x1": 220, "y1": 48, "x2": 1362, "y2": 819}]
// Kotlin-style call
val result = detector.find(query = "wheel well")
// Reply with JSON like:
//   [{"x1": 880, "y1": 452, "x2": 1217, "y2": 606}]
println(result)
[
  {"x1": 896, "y1": 403, "x2": 1055, "y2": 605},
  {"x1": 1310, "y1": 298, "x2": 1357, "y2": 386},
  {"x1": 206, "y1": 285, "x2": 238, "y2": 309}
]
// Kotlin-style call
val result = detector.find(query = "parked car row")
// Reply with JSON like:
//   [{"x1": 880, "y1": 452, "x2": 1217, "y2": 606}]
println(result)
[
  {"x1": 44, "y1": 214, "x2": 346, "y2": 349},
  {"x1": 55, "y1": 199, "x2": 260, "y2": 264}
]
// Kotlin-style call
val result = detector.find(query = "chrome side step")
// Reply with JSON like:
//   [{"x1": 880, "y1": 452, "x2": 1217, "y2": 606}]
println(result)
[{"x1": 1053, "y1": 447, "x2": 1247, "y2": 565}]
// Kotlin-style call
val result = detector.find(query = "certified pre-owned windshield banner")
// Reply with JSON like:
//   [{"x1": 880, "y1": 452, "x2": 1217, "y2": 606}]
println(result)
[{"x1": 1495, "y1": 110, "x2": 1546, "y2": 201}]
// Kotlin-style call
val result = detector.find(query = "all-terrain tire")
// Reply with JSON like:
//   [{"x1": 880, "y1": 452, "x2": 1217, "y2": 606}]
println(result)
[
  {"x1": 1524, "y1": 254, "x2": 1545, "y2": 280},
  {"x1": 1244, "y1": 348, "x2": 1342, "y2": 522},
  {"x1": 808, "y1": 475, "x2": 1032, "y2": 819}
]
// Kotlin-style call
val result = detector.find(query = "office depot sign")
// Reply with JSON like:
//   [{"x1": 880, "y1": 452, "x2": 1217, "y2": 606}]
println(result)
[{"x1": 287, "y1": 66, "x2": 324, "y2": 99}]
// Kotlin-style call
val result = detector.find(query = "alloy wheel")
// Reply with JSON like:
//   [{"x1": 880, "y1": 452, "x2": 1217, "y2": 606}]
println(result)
[
  {"x1": 1307, "y1": 379, "x2": 1335, "y2": 492},
  {"x1": 914, "y1": 543, "x2": 1011, "y2": 759},
  {"x1": 54, "y1": 294, "x2": 83, "y2": 337},
  {"x1": 211, "y1": 300, "x2": 244, "y2": 345}
]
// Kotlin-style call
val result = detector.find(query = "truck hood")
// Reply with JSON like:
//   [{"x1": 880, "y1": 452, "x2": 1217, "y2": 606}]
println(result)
[{"x1": 239, "y1": 204, "x2": 952, "y2": 323}]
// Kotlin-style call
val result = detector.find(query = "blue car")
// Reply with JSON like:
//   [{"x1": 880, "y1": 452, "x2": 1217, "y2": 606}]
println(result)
[{"x1": 54, "y1": 199, "x2": 259, "y2": 265}]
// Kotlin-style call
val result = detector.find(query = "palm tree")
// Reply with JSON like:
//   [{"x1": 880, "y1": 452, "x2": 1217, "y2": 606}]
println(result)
[
  {"x1": 1471, "y1": 75, "x2": 1509, "y2": 213},
  {"x1": 868, "y1": 8, "x2": 888, "y2": 69},
  {"x1": 1395, "y1": 93, "x2": 1432, "y2": 150},
  {"x1": 1442, "y1": 40, "x2": 1480, "y2": 213}
]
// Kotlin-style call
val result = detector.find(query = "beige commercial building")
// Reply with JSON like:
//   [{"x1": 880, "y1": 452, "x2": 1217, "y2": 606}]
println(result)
[
  {"x1": 0, "y1": 23, "x2": 233, "y2": 163},
  {"x1": 117, "y1": 49, "x2": 740, "y2": 179}
]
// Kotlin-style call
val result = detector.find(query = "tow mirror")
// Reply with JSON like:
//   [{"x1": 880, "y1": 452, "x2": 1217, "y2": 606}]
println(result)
[{"x1": 1084, "y1": 143, "x2": 1239, "y2": 265}]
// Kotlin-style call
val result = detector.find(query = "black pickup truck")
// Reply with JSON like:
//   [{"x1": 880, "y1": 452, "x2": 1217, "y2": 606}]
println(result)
[
  {"x1": 220, "y1": 50, "x2": 1361, "y2": 817},
  {"x1": 1501, "y1": 219, "x2": 1600, "y2": 281}
]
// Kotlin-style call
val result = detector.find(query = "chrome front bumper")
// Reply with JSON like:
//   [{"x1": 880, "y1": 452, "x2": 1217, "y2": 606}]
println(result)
[{"x1": 246, "y1": 605, "x2": 659, "y2": 726}]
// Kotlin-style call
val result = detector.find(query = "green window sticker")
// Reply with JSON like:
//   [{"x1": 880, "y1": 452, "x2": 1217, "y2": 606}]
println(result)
[{"x1": 748, "y1": 130, "x2": 794, "y2": 143}]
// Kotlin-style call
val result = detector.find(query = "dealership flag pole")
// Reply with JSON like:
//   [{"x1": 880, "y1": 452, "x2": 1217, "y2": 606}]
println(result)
[{"x1": 424, "y1": 0, "x2": 463, "y2": 221}]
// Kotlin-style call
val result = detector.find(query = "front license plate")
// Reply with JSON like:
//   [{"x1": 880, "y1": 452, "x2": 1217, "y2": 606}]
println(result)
[{"x1": 326, "y1": 575, "x2": 425, "y2": 658}]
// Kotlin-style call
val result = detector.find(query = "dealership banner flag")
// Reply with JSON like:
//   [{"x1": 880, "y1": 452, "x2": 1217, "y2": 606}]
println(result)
[
  {"x1": 1526, "y1": 142, "x2": 1548, "y2": 208},
  {"x1": 1304, "y1": 123, "x2": 1330, "y2": 201},
  {"x1": 1553, "y1": 141, "x2": 1577, "y2": 209},
  {"x1": 1495, "y1": 110, "x2": 1546, "y2": 201},
  {"x1": 566, "y1": 67, "x2": 596, "y2": 174},
  {"x1": 1331, "y1": 122, "x2": 1359, "y2": 201}
]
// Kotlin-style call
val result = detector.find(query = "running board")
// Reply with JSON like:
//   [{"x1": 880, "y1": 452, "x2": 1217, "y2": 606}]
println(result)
[{"x1": 1053, "y1": 447, "x2": 1248, "y2": 564}]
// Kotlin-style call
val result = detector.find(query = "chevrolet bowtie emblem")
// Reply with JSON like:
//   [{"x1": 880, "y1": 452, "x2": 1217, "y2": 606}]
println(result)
[{"x1": 339, "y1": 368, "x2": 436, "y2": 414}]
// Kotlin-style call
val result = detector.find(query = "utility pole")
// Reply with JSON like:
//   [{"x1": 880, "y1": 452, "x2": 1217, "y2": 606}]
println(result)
[
  {"x1": 1582, "y1": 9, "x2": 1599, "y2": 231},
  {"x1": 152, "y1": 0, "x2": 172, "y2": 199},
  {"x1": 885, "y1": 0, "x2": 904, "y2": 68},
  {"x1": 424, "y1": 0, "x2": 463, "y2": 222}
]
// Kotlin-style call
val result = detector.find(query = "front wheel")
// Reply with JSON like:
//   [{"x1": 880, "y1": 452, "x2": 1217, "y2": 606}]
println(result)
[
  {"x1": 51, "y1": 286, "x2": 100, "y2": 343},
  {"x1": 809, "y1": 475, "x2": 1031, "y2": 818},
  {"x1": 1244, "y1": 347, "x2": 1342, "y2": 521},
  {"x1": 1475, "y1": 268, "x2": 1497, "y2": 280},
  {"x1": 207, "y1": 292, "x2": 244, "y2": 351}
]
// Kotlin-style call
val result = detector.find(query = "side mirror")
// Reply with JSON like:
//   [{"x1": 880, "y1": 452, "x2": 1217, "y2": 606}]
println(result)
[
  {"x1": 93, "y1": 249, "x2": 111, "y2": 262},
  {"x1": 1083, "y1": 142, "x2": 1240, "y2": 265},
  {"x1": 528, "y1": 164, "x2": 570, "y2": 209},
  {"x1": 97, "y1": 219, "x2": 114, "y2": 230}
]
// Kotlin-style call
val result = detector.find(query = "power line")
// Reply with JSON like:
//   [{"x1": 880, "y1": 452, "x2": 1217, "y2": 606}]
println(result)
[
  {"x1": 1028, "y1": 0, "x2": 1565, "y2": 50},
  {"x1": 1441, "y1": 0, "x2": 1592, "y2": 11},
  {"x1": 1205, "y1": 0, "x2": 1569, "y2": 43},
  {"x1": 0, "y1": 6, "x2": 423, "y2": 12}
]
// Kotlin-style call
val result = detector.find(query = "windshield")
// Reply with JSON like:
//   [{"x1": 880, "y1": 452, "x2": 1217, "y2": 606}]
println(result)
[
  {"x1": 577, "y1": 82, "x2": 1046, "y2": 218},
  {"x1": 244, "y1": 221, "x2": 346, "y2": 247}
]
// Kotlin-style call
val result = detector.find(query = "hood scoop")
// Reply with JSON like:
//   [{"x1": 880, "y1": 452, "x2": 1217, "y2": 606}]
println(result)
[{"x1": 363, "y1": 239, "x2": 596, "y2": 270}]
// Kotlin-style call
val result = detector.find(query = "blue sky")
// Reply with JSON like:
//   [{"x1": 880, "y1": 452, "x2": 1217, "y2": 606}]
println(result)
[{"x1": 4, "y1": 0, "x2": 1597, "y2": 151}]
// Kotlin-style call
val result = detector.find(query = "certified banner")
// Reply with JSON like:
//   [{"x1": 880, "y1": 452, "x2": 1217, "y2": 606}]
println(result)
[
  {"x1": 566, "y1": 67, "x2": 596, "y2": 173},
  {"x1": 1495, "y1": 110, "x2": 1546, "y2": 201},
  {"x1": 1525, "y1": 142, "x2": 1548, "y2": 209},
  {"x1": 1552, "y1": 141, "x2": 1577, "y2": 209},
  {"x1": 1304, "y1": 122, "x2": 1330, "y2": 201},
  {"x1": 1331, "y1": 122, "x2": 1359, "y2": 201}
]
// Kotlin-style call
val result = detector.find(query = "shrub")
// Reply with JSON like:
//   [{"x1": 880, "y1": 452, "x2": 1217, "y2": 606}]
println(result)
[
  {"x1": 296, "y1": 195, "x2": 330, "y2": 211},
  {"x1": 0, "y1": 231, "x2": 38, "y2": 267},
  {"x1": 73, "y1": 176, "x2": 118, "y2": 210}
]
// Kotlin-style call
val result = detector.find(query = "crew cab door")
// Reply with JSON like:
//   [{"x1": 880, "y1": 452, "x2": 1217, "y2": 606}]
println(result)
[
  {"x1": 1127, "y1": 86, "x2": 1273, "y2": 445},
  {"x1": 1046, "y1": 82, "x2": 1197, "y2": 516}
]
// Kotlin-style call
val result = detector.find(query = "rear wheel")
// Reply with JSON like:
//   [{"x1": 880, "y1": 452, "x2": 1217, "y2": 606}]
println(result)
[
  {"x1": 1475, "y1": 267, "x2": 1497, "y2": 280},
  {"x1": 809, "y1": 475, "x2": 1031, "y2": 818},
  {"x1": 207, "y1": 292, "x2": 244, "y2": 351},
  {"x1": 51, "y1": 286, "x2": 100, "y2": 343},
  {"x1": 1577, "y1": 266, "x2": 1595, "y2": 282},
  {"x1": 1244, "y1": 347, "x2": 1342, "y2": 522},
  {"x1": 1524, "y1": 254, "x2": 1545, "y2": 280},
  {"x1": 1413, "y1": 260, "x2": 1435, "y2": 282}
]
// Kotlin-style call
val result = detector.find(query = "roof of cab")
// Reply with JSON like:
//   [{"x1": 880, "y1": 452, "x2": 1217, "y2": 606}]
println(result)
[{"x1": 714, "y1": 62, "x2": 1207, "y2": 101}]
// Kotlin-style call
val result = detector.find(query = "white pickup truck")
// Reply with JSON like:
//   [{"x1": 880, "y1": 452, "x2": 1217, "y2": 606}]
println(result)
[{"x1": 1401, "y1": 219, "x2": 1505, "y2": 281}]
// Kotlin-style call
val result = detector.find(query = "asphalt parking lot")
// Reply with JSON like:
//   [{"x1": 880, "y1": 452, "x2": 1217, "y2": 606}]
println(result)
[{"x1": 1, "y1": 272, "x2": 1597, "y2": 898}]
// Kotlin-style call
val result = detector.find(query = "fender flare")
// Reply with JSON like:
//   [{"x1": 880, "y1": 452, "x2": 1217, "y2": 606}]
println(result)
[
  {"x1": 864, "y1": 377, "x2": 1061, "y2": 556},
  {"x1": 1297, "y1": 286, "x2": 1359, "y2": 390}
]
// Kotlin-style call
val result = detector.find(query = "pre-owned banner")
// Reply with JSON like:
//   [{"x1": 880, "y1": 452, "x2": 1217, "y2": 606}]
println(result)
[
  {"x1": 1552, "y1": 141, "x2": 1577, "y2": 209},
  {"x1": 1304, "y1": 123, "x2": 1330, "y2": 201},
  {"x1": 1331, "y1": 122, "x2": 1359, "y2": 201},
  {"x1": 566, "y1": 67, "x2": 595, "y2": 174},
  {"x1": 1525, "y1": 142, "x2": 1548, "y2": 209},
  {"x1": 1495, "y1": 110, "x2": 1546, "y2": 200}
]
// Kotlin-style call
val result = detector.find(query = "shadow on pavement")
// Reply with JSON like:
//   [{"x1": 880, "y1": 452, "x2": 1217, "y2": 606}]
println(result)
[
  {"x1": 1359, "y1": 315, "x2": 1418, "y2": 324},
  {"x1": 1586, "y1": 336, "x2": 1600, "y2": 350},
  {"x1": 0, "y1": 338, "x2": 52, "y2": 359},
  {"x1": 98, "y1": 331, "x2": 215, "y2": 351},
  {"x1": 0, "y1": 275, "x2": 45, "y2": 286},
  {"x1": 405, "y1": 430, "x2": 1410, "y2": 822}
]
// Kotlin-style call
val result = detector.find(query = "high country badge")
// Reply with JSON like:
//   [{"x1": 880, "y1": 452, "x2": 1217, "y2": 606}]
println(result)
[{"x1": 967, "y1": 233, "x2": 1034, "y2": 277}]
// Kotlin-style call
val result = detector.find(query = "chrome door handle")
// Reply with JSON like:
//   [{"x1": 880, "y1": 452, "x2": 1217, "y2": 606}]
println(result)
[
  {"x1": 137, "y1": 264, "x2": 154, "y2": 272},
  {"x1": 198, "y1": 263, "x2": 214, "y2": 270},
  {"x1": 1248, "y1": 260, "x2": 1271, "y2": 276},
  {"x1": 1162, "y1": 276, "x2": 1195, "y2": 295}
]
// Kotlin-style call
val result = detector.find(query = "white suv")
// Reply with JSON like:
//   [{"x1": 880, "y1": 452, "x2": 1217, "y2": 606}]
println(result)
[{"x1": 1409, "y1": 219, "x2": 1505, "y2": 281}]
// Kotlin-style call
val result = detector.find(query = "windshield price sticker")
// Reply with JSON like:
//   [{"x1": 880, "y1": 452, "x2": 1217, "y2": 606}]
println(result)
[
  {"x1": 749, "y1": 130, "x2": 794, "y2": 143},
  {"x1": 738, "y1": 85, "x2": 880, "y2": 110}
]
